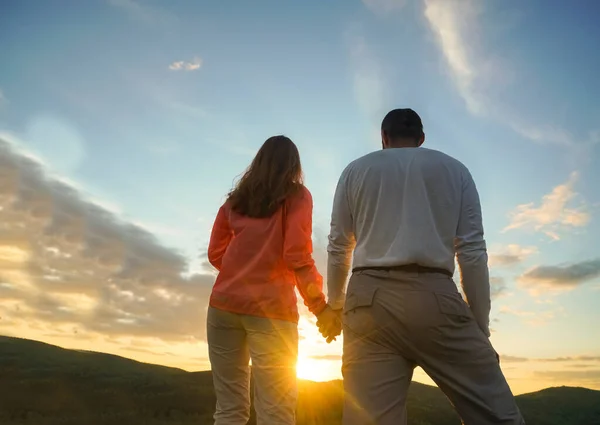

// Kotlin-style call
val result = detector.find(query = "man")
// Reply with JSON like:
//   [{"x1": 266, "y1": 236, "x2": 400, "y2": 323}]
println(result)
[{"x1": 319, "y1": 109, "x2": 525, "y2": 424}]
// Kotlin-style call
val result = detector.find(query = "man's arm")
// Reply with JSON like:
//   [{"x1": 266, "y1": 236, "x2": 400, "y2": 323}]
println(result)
[
  {"x1": 327, "y1": 169, "x2": 356, "y2": 311},
  {"x1": 455, "y1": 169, "x2": 491, "y2": 337}
]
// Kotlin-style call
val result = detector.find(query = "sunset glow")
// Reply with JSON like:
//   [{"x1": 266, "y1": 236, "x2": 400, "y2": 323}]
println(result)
[{"x1": 1, "y1": 0, "x2": 599, "y2": 398}]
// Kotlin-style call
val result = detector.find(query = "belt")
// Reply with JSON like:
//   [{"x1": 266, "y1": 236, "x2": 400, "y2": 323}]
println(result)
[{"x1": 352, "y1": 263, "x2": 453, "y2": 278}]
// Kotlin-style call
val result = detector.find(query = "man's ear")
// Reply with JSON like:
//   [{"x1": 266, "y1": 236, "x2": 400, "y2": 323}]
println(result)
[
  {"x1": 417, "y1": 133, "x2": 425, "y2": 147},
  {"x1": 381, "y1": 130, "x2": 388, "y2": 149}
]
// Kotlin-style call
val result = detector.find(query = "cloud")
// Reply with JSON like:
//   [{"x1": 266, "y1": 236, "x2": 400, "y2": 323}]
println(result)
[
  {"x1": 503, "y1": 172, "x2": 590, "y2": 240},
  {"x1": 500, "y1": 355, "x2": 600, "y2": 364},
  {"x1": 490, "y1": 276, "x2": 508, "y2": 299},
  {"x1": 489, "y1": 244, "x2": 538, "y2": 267},
  {"x1": 518, "y1": 258, "x2": 600, "y2": 294},
  {"x1": 0, "y1": 138, "x2": 215, "y2": 344},
  {"x1": 423, "y1": 0, "x2": 485, "y2": 115},
  {"x1": 346, "y1": 31, "x2": 387, "y2": 139},
  {"x1": 421, "y1": 0, "x2": 596, "y2": 147},
  {"x1": 541, "y1": 356, "x2": 600, "y2": 363},
  {"x1": 169, "y1": 57, "x2": 202, "y2": 72},
  {"x1": 500, "y1": 355, "x2": 530, "y2": 363},
  {"x1": 309, "y1": 354, "x2": 342, "y2": 361},
  {"x1": 533, "y1": 370, "x2": 600, "y2": 384},
  {"x1": 20, "y1": 114, "x2": 87, "y2": 174},
  {"x1": 499, "y1": 305, "x2": 564, "y2": 326}
]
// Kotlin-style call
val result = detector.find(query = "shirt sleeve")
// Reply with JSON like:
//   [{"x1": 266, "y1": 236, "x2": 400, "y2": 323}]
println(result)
[
  {"x1": 283, "y1": 187, "x2": 327, "y2": 316},
  {"x1": 326, "y1": 168, "x2": 356, "y2": 310},
  {"x1": 454, "y1": 169, "x2": 491, "y2": 337},
  {"x1": 208, "y1": 204, "x2": 233, "y2": 271}
]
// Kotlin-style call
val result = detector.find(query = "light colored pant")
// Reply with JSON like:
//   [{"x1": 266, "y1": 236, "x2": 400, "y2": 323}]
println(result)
[
  {"x1": 342, "y1": 269, "x2": 526, "y2": 425},
  {"x1": 207, "y1": 306, "x2": 298, "y2": 425}
]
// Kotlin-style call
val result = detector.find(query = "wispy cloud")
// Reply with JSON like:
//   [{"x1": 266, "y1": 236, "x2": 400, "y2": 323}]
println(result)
[
  {"x1": 0, "y1": 89, "x2": 7, "y2": 108},
  {"x1": 533, "y1": 370, "x2": 600, "y2": 386},
  {"x1": 499, "y1": 305, "x2": 564, "y2": 326},
  {"x1": 309, "y1": 354, "x2": 342, "y2": 361},
  {"x1": 518, "y1": 258, "x2": 600, "y2": 294},
  {"x1": 541, "y1": 356, "x2": 600, "y2": 363},
  {"x1": 423, "y1": 0, "x2": 486, "y2": 115},
  {"x1": 345, "y1": 28, "x2": 388, "y2": 141},
  {"x1": 168, "y1": 57, "x2": 202, "y2": 72},
  {"x1": 501, "y1": 355, "x2": 600, "y2": 363},
  {"x1": 500, "y1": 355, "x2": 530, "y2": 363},
  {"x1": 490, "y1": 276, "x2": 508, "y2": 300},
  {"x1": 489, "y1": 244, "x2": 538, "y2": 267},
  {"x1": 503, "y1": 172, "x2": 590, "y2": 240},
  {"x1": 421, "y1": 0, "x2": 595, "y2": 147}
]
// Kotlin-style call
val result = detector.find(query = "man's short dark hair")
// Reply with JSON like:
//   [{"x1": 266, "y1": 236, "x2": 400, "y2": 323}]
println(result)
[{"x1": 381, "y1": 108, "x2": 423, "y2": 142}]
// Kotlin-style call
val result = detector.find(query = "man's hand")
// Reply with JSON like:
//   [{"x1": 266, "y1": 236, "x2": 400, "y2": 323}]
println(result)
[{"x1": 316, "y1": 305, "x2": 342, "y2": 343}]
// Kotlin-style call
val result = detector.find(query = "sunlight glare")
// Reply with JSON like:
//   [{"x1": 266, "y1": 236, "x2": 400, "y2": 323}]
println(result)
[{"x1": 296, "y1": 355, "x2": 340, "y2": 382}]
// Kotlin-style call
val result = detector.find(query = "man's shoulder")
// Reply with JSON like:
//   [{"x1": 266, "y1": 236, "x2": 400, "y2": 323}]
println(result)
[
  {"x1": 419, "y1": 148, "x2": 472, "y2": 175},
  {"x1": 419, "y1": 147, "x2": 464, "y2": 165},
  {"x1": 340, "y1": 148, "x2": 471, "y2": 182},
  {"x1": 347, "y1": 148, "x2": 467, "y2": 167},
  {"x1": 344, "y1": 150, "x2": 386, "y2": 170}
]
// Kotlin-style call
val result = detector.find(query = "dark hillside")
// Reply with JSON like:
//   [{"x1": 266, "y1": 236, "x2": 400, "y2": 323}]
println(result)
[{"x1": 1, "y1": 336, "x2": 599, "y2": 425}]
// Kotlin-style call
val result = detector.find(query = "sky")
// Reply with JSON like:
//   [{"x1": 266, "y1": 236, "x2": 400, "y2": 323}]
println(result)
[{"x1": 1, "y1": 0, "x2": 599, "y2": 396}]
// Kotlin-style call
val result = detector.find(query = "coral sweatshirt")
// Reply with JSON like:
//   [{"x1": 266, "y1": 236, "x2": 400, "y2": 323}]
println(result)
[{"x1": 207, "y1": 186, "x2": 326, "y2": 323}]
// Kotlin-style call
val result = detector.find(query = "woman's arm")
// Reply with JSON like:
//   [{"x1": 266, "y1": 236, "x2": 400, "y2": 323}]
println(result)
[
  {"x1": 208, "y1": 204, "x2": 233, "y2": 271},
  {"x1": 283, "y1": 187, "x2": 327, "y2": 316}
]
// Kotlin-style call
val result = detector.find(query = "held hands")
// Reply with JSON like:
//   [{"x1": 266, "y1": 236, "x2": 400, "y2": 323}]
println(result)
[{"x1": 316, "y1": 305, "x2": 342, "y2": 343}]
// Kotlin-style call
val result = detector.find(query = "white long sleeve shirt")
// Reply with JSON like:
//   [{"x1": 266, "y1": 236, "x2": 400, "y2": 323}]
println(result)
[{"x1": 327, "y1": 147, "x2": 491, "y2": 336}]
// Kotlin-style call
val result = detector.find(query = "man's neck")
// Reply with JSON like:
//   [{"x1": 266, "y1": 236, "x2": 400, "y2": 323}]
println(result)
[
  {"x1": 386, "y1": 144, "x2": 418, "y2": 149},
  {"x1": 385, "y1": 138, "x2": 419, "y2": 149}
]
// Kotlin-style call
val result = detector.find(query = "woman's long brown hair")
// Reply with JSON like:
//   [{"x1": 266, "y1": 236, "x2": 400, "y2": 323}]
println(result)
[{"x1": 228, "y1": 135, "x2": 303, "y2": 218}]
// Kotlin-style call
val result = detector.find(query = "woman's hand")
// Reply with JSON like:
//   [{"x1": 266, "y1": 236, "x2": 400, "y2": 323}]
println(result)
[{"x1": 316, "y1": 305, "x2": 342, "y2": 343}]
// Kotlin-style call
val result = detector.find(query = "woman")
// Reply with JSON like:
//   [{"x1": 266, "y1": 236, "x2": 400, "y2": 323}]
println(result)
[{"x1": 207, "y1": 135, "x2": 337, "y2": 425}]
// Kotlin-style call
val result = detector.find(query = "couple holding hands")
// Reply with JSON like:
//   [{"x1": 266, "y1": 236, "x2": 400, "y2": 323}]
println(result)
[{"x1": 207, "y1": 109, "x2": 525, "y2": 425}]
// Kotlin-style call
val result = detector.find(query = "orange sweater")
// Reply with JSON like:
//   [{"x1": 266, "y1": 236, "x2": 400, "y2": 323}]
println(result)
[{"x1": 208, "y1": 186, "x2": 326, "y2": 323}]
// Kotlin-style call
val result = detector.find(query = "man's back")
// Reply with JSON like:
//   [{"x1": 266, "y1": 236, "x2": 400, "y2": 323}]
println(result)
[
  {"x1": 342, "y1": 147, "x2": 468, "y2": 273},
  {"x1": 327, "y1": 145, "x2": 490, "y2": 336}
]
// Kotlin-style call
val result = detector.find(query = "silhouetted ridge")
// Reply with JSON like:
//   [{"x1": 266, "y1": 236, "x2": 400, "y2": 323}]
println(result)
[{"x1": 1, "y1": 336, "x2": 599, "y2": 425}]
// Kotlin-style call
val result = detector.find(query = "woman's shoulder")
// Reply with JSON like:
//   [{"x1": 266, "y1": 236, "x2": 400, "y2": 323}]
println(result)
[
  {"x1": 289, "y1": 184, "x2": 312, "y2": 201},
  {"x1": 220, "y1": 199, "x2": 234, "y2": 216},
  {"x1": 286, "y1": 185, "x2": 312, "y2": 211}
]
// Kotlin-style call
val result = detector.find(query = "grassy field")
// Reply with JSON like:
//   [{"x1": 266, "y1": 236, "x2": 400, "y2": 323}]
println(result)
[{"x1": 1, "y1": 336, "x2": 599, "y2": 424}]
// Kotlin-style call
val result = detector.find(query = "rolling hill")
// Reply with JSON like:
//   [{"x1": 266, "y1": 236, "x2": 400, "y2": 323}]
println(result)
[{"x1": 1, "y1": 336, "x2": 599, "y2": 424}]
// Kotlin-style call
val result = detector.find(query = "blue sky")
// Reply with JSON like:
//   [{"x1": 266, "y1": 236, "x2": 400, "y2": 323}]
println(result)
[{"x1": 1, "y1": 0, "x2": 599, "y2": 394}]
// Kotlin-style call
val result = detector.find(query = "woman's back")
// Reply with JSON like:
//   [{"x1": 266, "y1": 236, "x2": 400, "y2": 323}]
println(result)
[{"x1": 208, "y1": 178, "x2": 324, "y2": 323}]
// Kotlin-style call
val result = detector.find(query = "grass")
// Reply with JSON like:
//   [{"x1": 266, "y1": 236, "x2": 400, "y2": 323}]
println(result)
[{"x1": 1, "y1": 336, "x2": 599, "y2": 424}]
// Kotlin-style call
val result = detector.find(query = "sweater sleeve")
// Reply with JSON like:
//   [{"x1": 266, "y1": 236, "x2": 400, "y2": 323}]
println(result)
[
  {"x1": 208, "y1": 204, "x2": 233, "y2": 271},
  {"x1": 327, "y1": 167, "x2": 356, "y2": 310},
  {"x1": 283, "y1": 187, "x2": 327, "y2": 316},
  {"x1": 455, "y1": 169, "x2": 491, "y2": 337}
]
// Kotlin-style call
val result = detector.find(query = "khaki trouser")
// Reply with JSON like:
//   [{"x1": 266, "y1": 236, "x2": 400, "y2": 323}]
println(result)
[
  {"x1": 342, "y1": 269, "x2": 525, "y2": 425},
  {"x1": 207, "y1": 306, "x2": 298, "y2": 425}
]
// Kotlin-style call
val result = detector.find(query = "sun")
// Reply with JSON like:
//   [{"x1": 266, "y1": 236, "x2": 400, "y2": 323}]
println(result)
[
  {"x1": 295, "y1": 315, "x2": 343, "y2": 381},
  {"x1": 296, "y1": 354, "x2": 340, "y2": 382}
]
